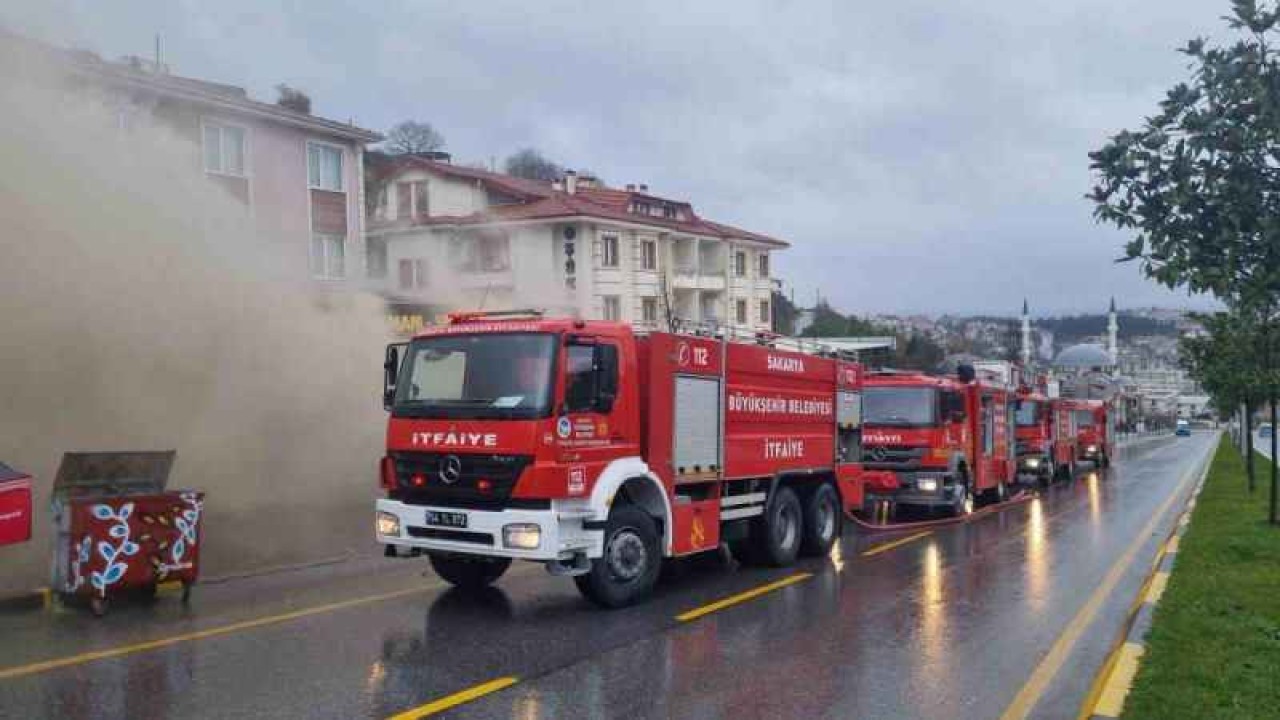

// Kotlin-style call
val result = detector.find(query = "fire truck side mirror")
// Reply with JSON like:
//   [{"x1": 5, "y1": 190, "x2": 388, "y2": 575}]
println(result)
[{"x1": 383, "y1": 343, "x2": 406, "y2": 411}]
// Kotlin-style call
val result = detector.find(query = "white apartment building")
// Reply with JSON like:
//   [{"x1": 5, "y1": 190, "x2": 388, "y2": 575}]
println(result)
[{"x1": 366, "y1": 156, "x2": 784, "y2": 333}]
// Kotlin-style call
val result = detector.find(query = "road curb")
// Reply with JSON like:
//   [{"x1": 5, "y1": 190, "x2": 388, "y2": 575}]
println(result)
[{"x1": 1078, "y1": 444, "x2": 1213, "y2": 720}]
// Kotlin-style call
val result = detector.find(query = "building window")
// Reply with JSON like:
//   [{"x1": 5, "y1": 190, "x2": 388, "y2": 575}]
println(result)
[
  {"x1": 310, "y1": 233, "x2": 345, "y2": 279},
  {"x1": 662, "y1": 205, "x2": 677, "y2": 219},
  {"x1": 759, "y1": 300, "x2": 770, "y2": 324},
  {"x1": 398, "y1": 258, "x2": 428, "y2": 289},
  {"x1": 603, "y1": 295, "x2": 621, "y2": 321},
  {"x1": 202, "y1": 122, "x2": 246, "y2": 176},
  {"x1": 642, "y1": 297, "x2": 659, "y2": 324},
  {"x1": 758, "y1": 253, "x2": 770, "y2": 278},
  {"x1": 414, "y1": 181, "x2": 429, "y2": 217},
  {"x1": 396, "y1": 181, "x2": 429, "y2": 219},
  {"x1": 735, "y1": 299, "x2": 747, "y2": 324},
  {"x1": 307, "y1": 142, "x2": 343, "y2": 191},
  {"x1": 366, "y1": 237, "x2": 388, "y2": 279},
  {"x1": 632, "y1": 201, "x2": 651, "y2": 216},
  {"x1": 601, "y1": 234, "x2": 620, "y2": 268},
  {"x1": 640, "y1": 239, "x2": 657, "y2": 271},
  {"x1": 734, "y1": 250, "x2": 747, "y2": 277},
  {"x1": 449, "y1": 234, "x2": 511, "y2": 273}
]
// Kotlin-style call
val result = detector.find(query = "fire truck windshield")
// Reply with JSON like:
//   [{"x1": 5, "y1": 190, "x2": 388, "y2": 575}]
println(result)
[
  {"x1": 863, "y1": 386, "x2": 937, "y2": 427},
  {"x1": 393, "y1": 333, "x2": 556, "y2": 419},
  {"x1": 1016, "y1": 400, "x2": 1040, "y2": 426}
]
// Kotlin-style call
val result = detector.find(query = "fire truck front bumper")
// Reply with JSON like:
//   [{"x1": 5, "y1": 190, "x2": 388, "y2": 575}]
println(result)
[
  {"x1": 375, "y1": 499, "x2": 603, "y2": 563},
  {"x1": 1017, "y1": 454, "x2": 1051, "y2": 477},
  {"x1": 864, "y1": 472, "x2": 961, "y2": 510}
]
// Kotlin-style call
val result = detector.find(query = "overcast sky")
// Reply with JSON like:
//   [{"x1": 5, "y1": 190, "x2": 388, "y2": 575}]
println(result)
[{"x1": 3, "y1": 0, "x2": 1231, "y2": 316}]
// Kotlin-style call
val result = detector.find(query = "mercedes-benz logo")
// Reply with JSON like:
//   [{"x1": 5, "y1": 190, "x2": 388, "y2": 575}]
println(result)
[
  {"x1": 869, "y1": 446, "x2": 887, "y2": 462},
  {"x1": 438, "y1": 455, "x2": 463, "y2": 485}
]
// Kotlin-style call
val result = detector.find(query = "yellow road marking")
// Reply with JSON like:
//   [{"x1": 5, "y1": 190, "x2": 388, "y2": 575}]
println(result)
[
  {"x1": 998, "y1": 452, "x2": 1204, "y2": 720},
  {"x1": 676, "y1": 573, "x2": 812, "y2": 622},
  {"x1": 386, "y1": 676, "x2": 519, "y2": 719},
  {"x1": 1143, "y1": 572, "x2": 1170, "y2": 605},
  {"x1": 860, "y1": 530, "x2": 932, "y2": 557},
  {"x1": 1093, "y1": 643, "x2": 1145, "y2": 717},
  {"x1": 0, "y1": 585, "x2": 430, "y2": 681}
]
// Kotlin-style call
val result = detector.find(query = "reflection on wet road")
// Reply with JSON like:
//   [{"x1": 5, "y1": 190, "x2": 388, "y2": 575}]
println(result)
[{"x1": 0, "y1": 433, "x2": 1216, "y2": 720}]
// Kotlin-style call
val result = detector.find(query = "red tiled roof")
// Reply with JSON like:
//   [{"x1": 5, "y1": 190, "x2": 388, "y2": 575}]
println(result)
[
  {"x1": 372, "y1": 157, "x2": 788, "y2": 247},
  {"x1": 381, "y1": 155, "x2": 554, "y2": 201},
  {"x1": 2, "y1": 30, "x2": 383, "y2": 142}
]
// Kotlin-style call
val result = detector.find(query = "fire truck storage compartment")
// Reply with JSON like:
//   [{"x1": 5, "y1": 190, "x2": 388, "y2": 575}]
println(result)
[
  {"x1": 837, "y1": 390, "x2": 862, "y2": 462},
  {"x1": 674, "y1": 375, "x2": 722, "y2": 473}
]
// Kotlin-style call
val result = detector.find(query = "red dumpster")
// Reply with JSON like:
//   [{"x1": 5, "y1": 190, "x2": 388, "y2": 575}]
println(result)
[
  {"x1": 0, "y1": 463, "x2": 32, "y2": 546},
  {"x1": 51, "y1": 451, "x2": 204, "y2": 616}
]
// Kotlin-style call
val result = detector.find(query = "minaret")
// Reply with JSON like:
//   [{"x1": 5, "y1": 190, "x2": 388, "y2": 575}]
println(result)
[
  {"x1": 1107, "y1": 297, "x2": 1119, "y2": 362},
  {"x1": 1020, "y1": 299, "x2": 1032, "y2": 367}
]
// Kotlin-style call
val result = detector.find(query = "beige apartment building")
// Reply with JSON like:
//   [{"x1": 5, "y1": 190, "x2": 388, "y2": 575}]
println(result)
[{"x1": 366, "y1": 155, "x2": 784, "y2": 333}]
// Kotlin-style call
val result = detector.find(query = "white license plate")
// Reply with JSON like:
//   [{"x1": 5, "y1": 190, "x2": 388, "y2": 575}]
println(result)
[{"x1": 424, "y1": 510, "x2": 468, "y2": 529}]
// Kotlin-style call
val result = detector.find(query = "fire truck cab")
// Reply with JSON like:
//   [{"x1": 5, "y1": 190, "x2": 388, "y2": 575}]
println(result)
[
  {"x1": 1014, "y1": 388, "x2": 1054, "y2": 485},
  {"x1": 861, "y1": 366, "x2": 1016, "y2": 516},
  {"x1": 1071, "y1": 399, "x2": 1115, "y2": 468},
  {"x1": 375, "y1": 312, "x2": 872, "y2": 608}
]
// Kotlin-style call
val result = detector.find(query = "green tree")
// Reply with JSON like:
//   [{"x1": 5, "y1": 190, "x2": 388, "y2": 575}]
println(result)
[
  {"x1": 384, "y1": 120, "x2": 446, "y2": 155},
  {"x1": 1089, "y1": 0, "x2": 1280, "y2": 521},
  {"x1": 1182, "y1": 310, "x2": 1271, "y2": 490}
]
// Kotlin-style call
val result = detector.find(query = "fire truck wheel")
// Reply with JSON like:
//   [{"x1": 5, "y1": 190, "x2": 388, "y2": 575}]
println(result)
[
  {"x1": 428, "y1": 554, "x2": 512, "y2": 590},
  {"x1": 800, "y1": 483, "x2": 841, "y2": 557},
  {"x1": 750, "y1": 486, "x2": 803, "y2": 567},
  {"x1": 575, "y1": 504, "x2": 661, "y2": 609}
]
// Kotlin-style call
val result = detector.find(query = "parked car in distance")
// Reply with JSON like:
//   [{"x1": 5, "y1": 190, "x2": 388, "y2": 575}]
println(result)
[
  {"x1": 1260, "y1": 423, "x2": 1274, "y2": 439},
  {"x1": 1176, "y1": 419, "x2": 1191, "y2": 437}
]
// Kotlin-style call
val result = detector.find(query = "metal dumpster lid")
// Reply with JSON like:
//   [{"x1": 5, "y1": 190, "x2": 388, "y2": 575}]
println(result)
[
  {"x1": 52, "y1": 451, "x2": 176, "y2": 497},
  {"x1": 0, "y1": 462, "x2": 28, "y2": 483}
]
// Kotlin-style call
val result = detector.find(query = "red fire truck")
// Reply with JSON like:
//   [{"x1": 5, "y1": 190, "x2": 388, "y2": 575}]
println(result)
[
  {"x1": 1014, "y1": 388, "x2": 1054, "y2": 485},
  {"x1": 374, "y1": 312, "x2": 873, "y2": 607},
  {"x1": 860, "y1": 366, "x2": 1016, "y2": 516},
  {"x1": 1071, "y1": 399, "x2": 1115, "y2": 468},
  {"x1": 1049, "y1": 397, "x2": 1080, "y2": 479},
  {"x1": 1016, "y1": 388, "x2": 1079, "y2": 484}
]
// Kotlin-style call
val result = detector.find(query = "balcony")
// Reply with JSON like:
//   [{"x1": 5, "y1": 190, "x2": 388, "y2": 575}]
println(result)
[
  {"x1": 456, "y1": 269, "x2": 515, "y2": 290},
  {"x1": 671, "y1": 271, "x2": 725, "y2": 291}
]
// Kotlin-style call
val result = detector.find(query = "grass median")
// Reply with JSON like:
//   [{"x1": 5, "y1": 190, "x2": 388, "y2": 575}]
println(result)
[{"x1": 1123, "y1": 438, "x2": 1280, "y2": 719}]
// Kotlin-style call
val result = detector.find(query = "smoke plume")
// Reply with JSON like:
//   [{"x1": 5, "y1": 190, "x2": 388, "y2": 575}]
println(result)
[{"x1": 0, "y1": 49, "x2": 389, "y2": 593}]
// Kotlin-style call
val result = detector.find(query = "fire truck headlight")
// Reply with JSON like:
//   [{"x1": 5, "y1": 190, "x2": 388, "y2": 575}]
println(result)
[
  {"x1": 1025, "y1": 457, "x2": 1041, "y2": 469},
  {"x1": 917, "y1": 477, "x2": 939, "y2": 493},
  {"x1": 1087, "y1": 444, "x2": 1099, "y2": 454},
  {"x1": 377, "y1": 511, "x2": 401, "y2": 537},
  {"x1": 503, "y1": 524, "x2": 542, "y2": 550}
]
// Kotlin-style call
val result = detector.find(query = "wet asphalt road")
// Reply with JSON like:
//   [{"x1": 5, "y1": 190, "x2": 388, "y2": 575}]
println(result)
[{"x1": 0, "y1": 432, "x2": 1216, "y2": 720}]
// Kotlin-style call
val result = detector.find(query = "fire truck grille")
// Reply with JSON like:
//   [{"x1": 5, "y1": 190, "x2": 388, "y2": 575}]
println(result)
[
  {"x1": 390, "y1": 452, "x2": 533, "y2": 510},
  {"x1": 861, "y1": 445, "x2": 929, "y2": 470}
]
